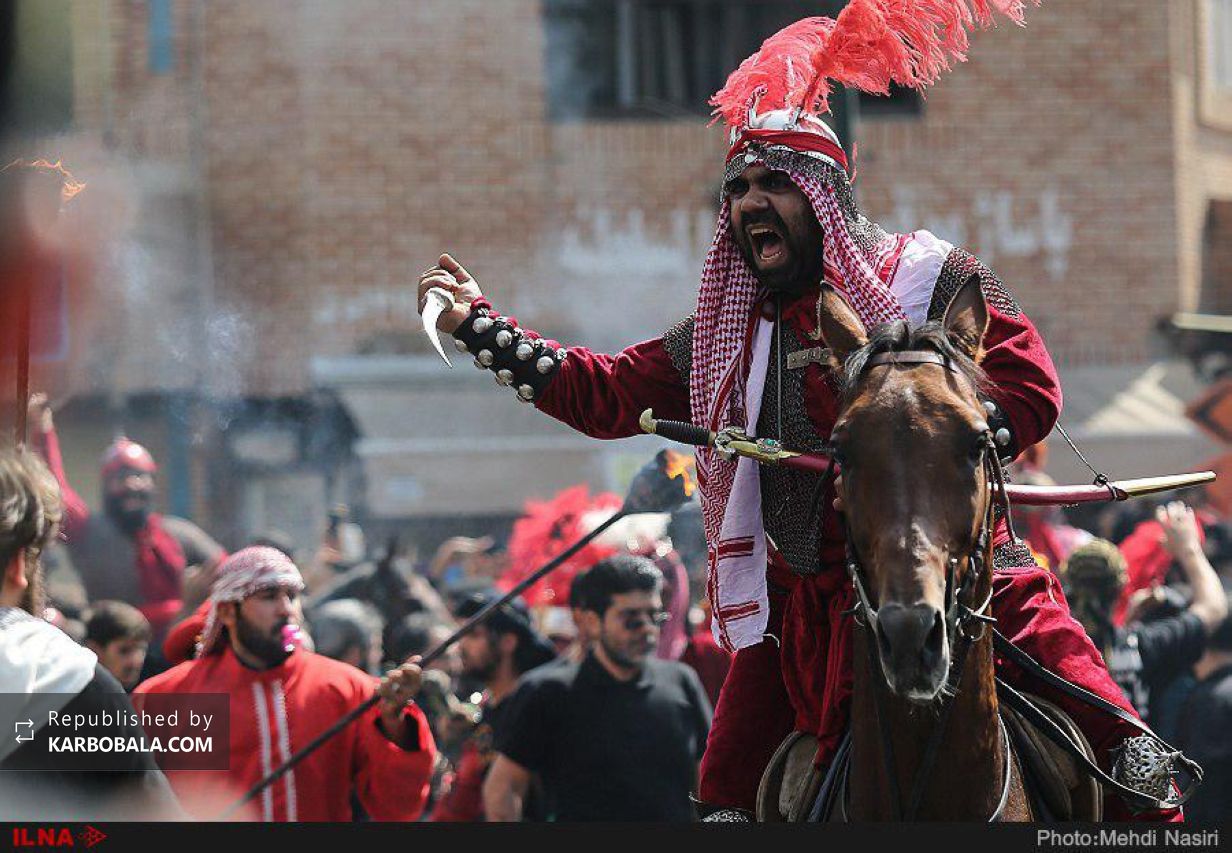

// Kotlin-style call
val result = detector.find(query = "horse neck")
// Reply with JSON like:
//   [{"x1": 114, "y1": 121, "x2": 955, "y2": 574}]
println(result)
[{"x1": 848, "y1": 620, "x2": 1005, "y2": 821}]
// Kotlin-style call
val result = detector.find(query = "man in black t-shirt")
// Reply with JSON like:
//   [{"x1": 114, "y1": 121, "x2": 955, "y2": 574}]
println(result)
[
  {"x1": 484, "y1": 555, "x2": 713, "y2": 821},
  {"x1": 1061, "y1": 502, "x2": 1228, "y2": 725},
  {"x1": 1177, "y1": 597, "x2": 1232, "y2": 822}
]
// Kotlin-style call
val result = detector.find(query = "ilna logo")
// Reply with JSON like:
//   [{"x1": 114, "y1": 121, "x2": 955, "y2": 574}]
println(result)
[{"x1": 11, "y1": 826, "x2": 107, "y2": 848}]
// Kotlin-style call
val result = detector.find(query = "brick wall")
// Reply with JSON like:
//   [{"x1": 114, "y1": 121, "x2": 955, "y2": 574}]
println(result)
[
  {"x1": 185, "y1": 0, "x2": 1206, "y2": 393},
  {"x1": 857, "y1": 0, "x2": 1179, "y2": 366}
]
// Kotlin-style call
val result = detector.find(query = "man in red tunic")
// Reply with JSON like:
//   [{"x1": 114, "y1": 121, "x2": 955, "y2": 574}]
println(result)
[
  {"x1": 134, "y1": 547, "x2": 436, "y2": 821},
  {"x1": 419, "y1": 2, "x2": 1184, "y2": 821}
]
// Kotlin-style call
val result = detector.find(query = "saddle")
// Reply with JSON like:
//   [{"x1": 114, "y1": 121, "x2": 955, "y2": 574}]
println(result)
[
  {"x1": 1001, "y1": 692, "x2": 1102, "y2": 821},
  {"x1": 756, "y1": 692, "x2": 1101, "y2": 822}
]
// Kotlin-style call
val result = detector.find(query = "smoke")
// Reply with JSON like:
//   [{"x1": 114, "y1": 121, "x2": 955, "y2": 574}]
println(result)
[
  {"x1": 104, "y1": 234, "x2": 255, "y2": 432},
  {"x1": 201, "y1": 310, "x2": 255, "y2": 411}
]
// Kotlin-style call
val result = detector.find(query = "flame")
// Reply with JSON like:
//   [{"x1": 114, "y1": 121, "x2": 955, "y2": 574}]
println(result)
[
  {"x1": 662, "y1": 449, "x2": 697, "y2": 497},
  {"x1": 2, "y1": 158, "x2": 87, "y2": 205}
]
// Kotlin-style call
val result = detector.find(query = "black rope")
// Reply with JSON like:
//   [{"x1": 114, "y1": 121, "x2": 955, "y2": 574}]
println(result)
[{"x1": 1054, "y1": 420, "x2": 1118, "y2": 500}]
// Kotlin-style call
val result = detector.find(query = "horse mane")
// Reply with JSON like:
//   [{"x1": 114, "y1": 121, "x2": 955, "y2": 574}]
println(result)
[{"x1": 839, "y1": 319, "x2": 988, "y2": 404}]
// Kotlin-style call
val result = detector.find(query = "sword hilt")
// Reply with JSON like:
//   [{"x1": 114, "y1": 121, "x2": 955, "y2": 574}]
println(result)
[{"x1": 639, "y1": 409, "x2": 714, "y2": 447}]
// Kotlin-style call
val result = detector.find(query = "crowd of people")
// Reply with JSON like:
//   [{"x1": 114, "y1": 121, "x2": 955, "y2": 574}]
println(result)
[
  {"x1": 0, "y1": 395, "x2": 728, "y2": 821},
  {"x1": 3, "y1": 391, "x2": 1232, "y2": 822}
]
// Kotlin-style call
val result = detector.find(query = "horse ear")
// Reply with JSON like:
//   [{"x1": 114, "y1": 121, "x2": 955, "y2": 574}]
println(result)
[
  {"x1": 810, "y1": 286, "x2": 868, "y2": 369},
  {"x1": 943, "y1": 273, "x2": 989, "y2": 363}
]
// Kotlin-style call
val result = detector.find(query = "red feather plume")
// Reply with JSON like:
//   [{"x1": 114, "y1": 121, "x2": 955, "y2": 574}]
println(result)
[
  {"x1": 710, "y1": 0, "x2": 1035, "y2": 128},
  {"x1": 498, "y1": 484, "x2": 621, "y2": 607}
]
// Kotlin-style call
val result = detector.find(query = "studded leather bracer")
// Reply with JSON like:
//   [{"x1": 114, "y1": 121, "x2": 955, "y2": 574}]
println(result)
[{"x1": 450, "y1": 299, "x2": 567, "y2": 404}]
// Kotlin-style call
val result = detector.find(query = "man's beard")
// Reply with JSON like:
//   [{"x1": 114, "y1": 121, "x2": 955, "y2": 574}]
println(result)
[
  {"x1": 1070, "y1": 597, "x2": 1116, "y2": 651},
  {"x1": 236, "y1": 613, "x2": 292, "y2": 668},
  {"x1": 105, "y1": 493, "x2": 152, "y2": 536},
  {"x1": 462, "y1": 643, "x2": 500, "y2": 683},
  {"x1": 599, "y1": 630, "x2": 655, "y2": 671},
  {"x1": 733, "y1": 217, "x2": 824, "y2": 295}
]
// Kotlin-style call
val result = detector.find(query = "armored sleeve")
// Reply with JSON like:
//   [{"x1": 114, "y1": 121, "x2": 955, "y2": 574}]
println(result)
[
  {"x1": 928, "y1": 249, "x2": 1062, "y2": 457},
  {"x1": 533, "y1": 316, "x2": 693, "y2": 440}
]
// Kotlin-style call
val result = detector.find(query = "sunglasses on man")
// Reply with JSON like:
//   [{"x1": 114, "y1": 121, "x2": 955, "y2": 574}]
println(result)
[{"x1": 618, "y1": 608, "x2": 671, "y2": 631}]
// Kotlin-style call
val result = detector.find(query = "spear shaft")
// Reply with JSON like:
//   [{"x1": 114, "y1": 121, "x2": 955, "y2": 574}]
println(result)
[{"x1": 218, "y1": 509, "x2": 628, "y2": 820}]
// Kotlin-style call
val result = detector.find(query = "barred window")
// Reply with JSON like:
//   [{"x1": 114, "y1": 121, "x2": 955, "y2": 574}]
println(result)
[{"x1": 543, "y1": 0, "x2": 921, "y2": 120}]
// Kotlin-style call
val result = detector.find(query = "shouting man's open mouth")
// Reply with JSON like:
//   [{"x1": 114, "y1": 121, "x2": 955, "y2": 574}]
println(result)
[{"x1": 748, "y1": 224, "x2": 785, "y2": 264}]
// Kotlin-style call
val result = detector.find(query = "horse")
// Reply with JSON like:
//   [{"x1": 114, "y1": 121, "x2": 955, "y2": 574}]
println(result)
[{"x1": 807, "y1": 275, "x2": 1035, "y2": 821}]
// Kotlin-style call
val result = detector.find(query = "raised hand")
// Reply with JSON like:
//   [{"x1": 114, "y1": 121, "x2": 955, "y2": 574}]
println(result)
[
  {"x1": 26, "y1": 392, "x2": 53, "y2": 435},
  {"x1": 417, "y1": 253, "x2": 484, "y2": 334},
  {"x1": 1156, "y1": 500, "x2": 1201, "y2": 559}
]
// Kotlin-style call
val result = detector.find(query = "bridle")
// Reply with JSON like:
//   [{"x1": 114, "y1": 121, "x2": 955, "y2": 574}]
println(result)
[{"x1": 835, "y1": 349, "x2": 1011, "y2": 821}]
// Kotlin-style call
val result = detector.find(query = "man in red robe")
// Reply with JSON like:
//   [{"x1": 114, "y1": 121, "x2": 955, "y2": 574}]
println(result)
[
  {"x1": 418, "y1": 4, "x2": 1185, "y2": 822},
  {"x1": 134, "y1": 547, "x2": 435, "y2": 821},
  {"x1": 28, "y1": 396, "x2": 225, "y2": 650}
]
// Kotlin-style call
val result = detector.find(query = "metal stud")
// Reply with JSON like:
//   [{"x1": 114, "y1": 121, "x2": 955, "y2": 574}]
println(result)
[
  {"x1": 995, "y1": 428, "x2": 1011, "y2": 447},
  {"x1": 495, "y1": 369, "x2": 514, "y2": 386},
  {"x1": 515, "y1": 342, "x2": 535, "y2": 361},
  {"x1": 477, "y1": 349, "x2": 494, "y2": 367},
  {"x1": 453, "y1": 338, "x2": 469, "y2": 353},
  {"x1": 495, "y1": 329, "x2": 514, "y2": 348},
  {"x1": 982, "y1": 400, "x2": 998, "y2": 417},
  {"x1": 536, "y1": 356, "x2": 555, "y2": 375},
  {"x1": 472, "y1": 316, "x2": 493, "y2": 334},
  {"x1": 517, "y1": 384, "x2": 535, "y2": 402}
]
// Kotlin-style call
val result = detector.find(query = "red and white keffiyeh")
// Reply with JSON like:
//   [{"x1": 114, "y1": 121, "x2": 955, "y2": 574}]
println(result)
[
  {"x1": 692, "y1": 170, "x2": 907, "y2": 651},
  {"x1": 198, "y1": 546, "x2": 305, "y2": 656}
]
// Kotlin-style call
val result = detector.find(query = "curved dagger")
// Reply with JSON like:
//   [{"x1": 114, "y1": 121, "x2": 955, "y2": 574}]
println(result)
[{"x1": 421, "y1": 286, "x2": 456, "y2": 368}]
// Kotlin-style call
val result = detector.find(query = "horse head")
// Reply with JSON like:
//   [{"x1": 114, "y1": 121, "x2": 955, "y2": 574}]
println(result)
[{"x1": 816, "y1": 275, "x2": 996, "y2": 703}]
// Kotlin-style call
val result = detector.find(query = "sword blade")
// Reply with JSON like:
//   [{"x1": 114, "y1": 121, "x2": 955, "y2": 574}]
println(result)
[{"x1": 421, "y1": 287, "x2": 455, "y2": 367}]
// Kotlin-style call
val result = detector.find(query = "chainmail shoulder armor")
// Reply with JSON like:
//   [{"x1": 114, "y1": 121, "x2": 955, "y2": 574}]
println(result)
[
  {"x1": 992, "y1": 538, "x2": 1038, "y2": 571},
  {"x1": 757, "y1": 325, "x2": 833, "y2": 576},
  {"x1": 662, "y1": 315, "x2": 694, "y2": 385},
  {"x1": 927, "y1": 248, "x2": 1022, "y2": 321}
]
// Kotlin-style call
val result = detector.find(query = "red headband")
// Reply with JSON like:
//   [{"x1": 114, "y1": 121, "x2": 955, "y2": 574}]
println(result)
[
  {"x1": 101, "y1": 438, "x2": 157, "y2": 478},
  {"x1": 725, "y1": 128, "x2": 849, "y2": 174}
]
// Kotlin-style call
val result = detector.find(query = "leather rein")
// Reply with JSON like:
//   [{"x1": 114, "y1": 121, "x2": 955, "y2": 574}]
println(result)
[{"x1": 837, "y1": 349, "x2": 1010, "y2": 821}]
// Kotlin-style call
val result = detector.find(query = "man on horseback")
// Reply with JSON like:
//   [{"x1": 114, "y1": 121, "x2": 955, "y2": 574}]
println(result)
[{"x1": 419, "y1": 0, "x2": 1185, "y2": 821}]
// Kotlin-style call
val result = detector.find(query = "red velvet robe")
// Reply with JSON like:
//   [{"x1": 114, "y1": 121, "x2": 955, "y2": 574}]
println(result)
[{"x1": 532, "y1": 283, "x2": 1179, "y2": 820}]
